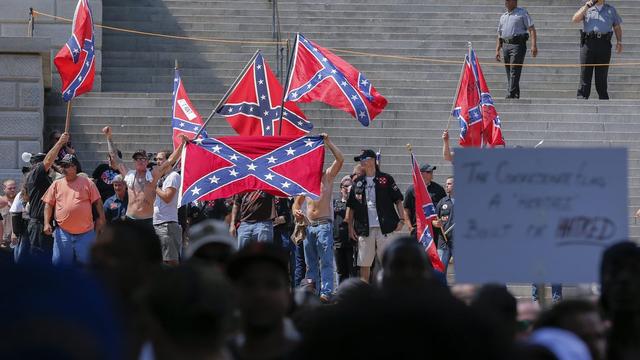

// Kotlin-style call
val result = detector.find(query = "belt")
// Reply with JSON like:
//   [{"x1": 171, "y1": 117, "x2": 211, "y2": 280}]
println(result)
[
  {"x1": 309, "y1": 219, "x2": 332, "y2": 227},
  {"x1": 584, "y1": 31, "x2": 613, "y2": 40},
  {"x1": 502, "y1": 37, "x2": 526, "y2": 45}
]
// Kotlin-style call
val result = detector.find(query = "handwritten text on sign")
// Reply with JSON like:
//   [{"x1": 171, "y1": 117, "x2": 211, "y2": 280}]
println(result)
[{"x1": 454, "y1": 148, "x2": 627, "y2": 284}]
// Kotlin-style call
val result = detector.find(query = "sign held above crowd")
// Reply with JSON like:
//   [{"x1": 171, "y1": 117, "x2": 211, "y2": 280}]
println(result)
[{"x1": 454, "y1": 148, "x2": 628, "y2": 284}]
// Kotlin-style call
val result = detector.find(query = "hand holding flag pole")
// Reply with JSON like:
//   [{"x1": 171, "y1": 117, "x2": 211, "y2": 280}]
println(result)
[{"x1": 193, "y1": 50, "x2": 261, "y2": 140}]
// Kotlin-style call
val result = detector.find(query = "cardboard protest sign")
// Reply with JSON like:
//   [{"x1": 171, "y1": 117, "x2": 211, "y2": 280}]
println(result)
[{"x1": 454, "y1": 148, "x2": 627, "y2": 284}]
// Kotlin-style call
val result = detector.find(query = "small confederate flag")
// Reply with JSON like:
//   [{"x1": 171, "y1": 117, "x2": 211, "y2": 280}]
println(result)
[
  {"x1": 179, "y1": 136, "x2": 325, "y2": 205},
  {"x1": 410, "y1": 153, "x2": 445, "y2": 273},
  {"x1": 452, "y1": 56, "x2": 483, "y2": 147},
  {"x1": 217, "y1": 51, "x2": 312, "y2": 136},
  {"x1": 54, "y1": 0, "x2": 95, "y2": 102},
  {"x1": 469, "y1": 49, "x2": 505, "y2": 147},
  {"x1": 286, "y1": 33, "x2": 387, "y2": 126},
  {"x1": 172, "y1": 69, "x2": 208, "y2": 150}
]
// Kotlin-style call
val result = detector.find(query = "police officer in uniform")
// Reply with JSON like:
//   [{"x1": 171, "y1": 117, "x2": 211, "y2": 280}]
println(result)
[
  {"x1": 496, "y1": 0, "x2": 538, "y2": 99},
  {"x1": 572, "y1": 0, "x2": 623, "y2": 100}
]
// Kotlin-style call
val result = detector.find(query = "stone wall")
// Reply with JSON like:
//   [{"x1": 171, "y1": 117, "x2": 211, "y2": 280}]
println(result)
[
  {"x1": 0, "y1": 0, "x2": 103, "y2": 92},
  {"x1": 0, "y1": 37, "x2": 51, "y2": 181}
]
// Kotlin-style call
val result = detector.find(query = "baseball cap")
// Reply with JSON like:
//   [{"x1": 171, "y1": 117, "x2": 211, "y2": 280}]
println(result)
[
  {"x1": 354, "y1": 149, "x2": 377, "y2": 162},
  {"x1": 59, "y1": 154, "x2": 80, "y2": 167},
  {"x1": 132, "y1": 149, "x2": 147, "y2": 160},
  {"x1": 185, "y1": 220, "x2": 236, "y2": 260},
  {"x1": 420, "y1": 164, "x2": 437, "y2": 172},
  {"x1": 227, "y1": 242, "x2": 290, "y2": 280}
]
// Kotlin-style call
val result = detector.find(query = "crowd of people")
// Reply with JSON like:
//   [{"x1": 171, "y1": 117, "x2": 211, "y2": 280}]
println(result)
[{"x1": 0, "y1": 124, "x2": 638, "y2": 360}]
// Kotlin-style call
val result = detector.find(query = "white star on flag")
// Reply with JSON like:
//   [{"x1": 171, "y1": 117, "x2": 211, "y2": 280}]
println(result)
[
  {"x1": 291, "y1": 92, "x2": 298, "y2": 98},
  {"x1": 351, "y1": 95, "x2": 357, "y2": 100},
  {"x1": 263, "y1": 110, "x2": 269, "y2": 116},
  {"x1": 179, "y1": 122, "x2": 185, "y2": 127},
  {"x1": 257, "y1": 65, "x2": 262, "y2": 69},
  {"x1": 261, "y1": 95, "x2": 266, "y2": 100},
  {"x1": 266, "y1": 126, "x2": 271, "y2": 130},
  {"x1": 228, "y1": 108, "x2": 233, "y2": 113},
  {"x1": 283, "y1": 111, "x2": 288, "y2": 117},
  {"x1": 191, "y1": 186, "x2": 201, "y2": 195},
  {"x1": 359, "y1": 111, "x2": 366, "y2": 118},
  {"x1": 285, "y1": 147, "x2": 296, "y2": 156},
  {"x1": 230, "y1": 154, "x2": 238, "y2": 161},
  {"x1": 258, "y1": 80, "x2": 264, "y2": 85},
  {"x1": 229, "y1": 169, "x2": 239, "y2": 177},
  {"x1": 304, "y1": 139, "x2": 314, "y2": 147},
  {"x1": 247, "y1": 163, "x2": 257, "y2": 171},
  {"x1": 322, "y1": 58, "x2": 328, "y2": 62},
  {"x1": 297, "y1": 121, "x2": 303, "y2": 126},
  {"x1": 209, "y1": 176, "x2": 219, "y2": 184},
  {"x1": 194, "y1": 138, "x2": 204, "y2": 145},
  {"x1": 341, "y1": 81, "x2": 347, "y2": 86},
  {"x1": 307, "y1": 84, "x2": 312, "y2": 89},
  {"x1": 249, "y1": 107, "x2": 254, "y2": 112},
  {"x1": 361, "y1": 80, "x2": 369, "y2": 86},
  {"x1": 265, "y1": 173, "x2": 274, "y2": 180},
  {"x1": 281, "y1": 181, "x2": 291, "y2": 188},
  {"x1": 267, "y1": 156, "x2": 277, "y2": 163},
  {"x1": 331, "y1": 69, "x2": 337, "y2": 74},
  {"x1": 193, "y1": 126, "x2": 198, "y2": 131},
  {"x1": 78, "y1": 76, "x2": 83, "y2": 80},
  {"x1": 211, "y1": 145, "x2": 221, "y2": 153}
]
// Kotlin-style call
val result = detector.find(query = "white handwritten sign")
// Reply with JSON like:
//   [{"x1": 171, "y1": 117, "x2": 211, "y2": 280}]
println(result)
[{"x1": 454, "y1": 148, "x2": 627, "y2": 284}]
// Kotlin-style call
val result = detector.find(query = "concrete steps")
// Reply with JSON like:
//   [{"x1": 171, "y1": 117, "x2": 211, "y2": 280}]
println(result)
[{"x1": 43, "y1": 0, "x2": 640, "y2": 243}]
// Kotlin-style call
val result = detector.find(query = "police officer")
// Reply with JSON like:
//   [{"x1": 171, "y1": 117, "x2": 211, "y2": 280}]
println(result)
[
  {"x1": 496, "y1": 0, "x2": 538, "y2": 99},
  {"x1": 572, "y1": 0, "x2": 623, "y2": 100}
]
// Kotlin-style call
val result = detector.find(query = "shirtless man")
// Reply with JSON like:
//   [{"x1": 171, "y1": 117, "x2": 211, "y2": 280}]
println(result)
[
  {"x1": 102, "y1": 126, "x2": 186, "y2": 232},
  {"x1": 292, "y1": 133, "x2": 343, "y2": 301}
]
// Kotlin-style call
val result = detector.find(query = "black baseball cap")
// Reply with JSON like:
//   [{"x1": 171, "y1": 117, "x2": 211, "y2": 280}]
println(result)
[
  {"x1": 354, "y1": 149, "x2": 377, "y2": 162},
  {"x1": 227, "y1": 242, "x2": 290, "y2": 281},
  {"x1": 59, "y1": 154, "x2": 80, "y2": 167},
  {"x1": 30, "y1": 153, "x2": 46, "y2": 164},
  {"x1": 420, "y1": 164, "x2": 437, "y2": 172}
]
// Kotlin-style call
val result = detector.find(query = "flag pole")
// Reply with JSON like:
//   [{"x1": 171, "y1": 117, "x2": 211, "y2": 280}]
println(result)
[
  {"x1": 64, "y1": 100, "x2": 73, "y2": 133},
  {"x1": 193, "y1": 50, "x2": 260, "y2": 140},
  {"x1": 277, "y1": 37, "x2": 295, "y2": 136},
  {"x1": 445, "y1": 42, "x2": 472, "y2": 132}
]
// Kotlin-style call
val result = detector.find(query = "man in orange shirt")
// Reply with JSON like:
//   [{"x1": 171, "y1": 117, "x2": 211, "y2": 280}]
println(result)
[{"x1": 43, "y1": 154, "x2": 105, "y2": 266}]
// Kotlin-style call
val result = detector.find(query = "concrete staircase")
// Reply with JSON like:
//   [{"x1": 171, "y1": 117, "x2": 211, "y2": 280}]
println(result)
[{"x1": 45, "y1": 0, "x2": 640, "y2": 242}]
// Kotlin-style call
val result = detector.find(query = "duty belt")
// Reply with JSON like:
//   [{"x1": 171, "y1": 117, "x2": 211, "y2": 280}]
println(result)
[{"x1": 583, "y1": 31, "x2": 613, "y2": 40}]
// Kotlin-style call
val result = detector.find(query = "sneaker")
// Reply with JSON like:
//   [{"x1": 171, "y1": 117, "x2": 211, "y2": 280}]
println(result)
[{"x1": 319, "y1": 294, "x2": 332, "y2": 304}]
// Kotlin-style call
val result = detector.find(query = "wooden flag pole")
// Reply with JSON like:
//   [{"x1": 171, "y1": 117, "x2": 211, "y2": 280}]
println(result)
[
  {"x1": 64, "y1": 100, "x2": 73, "y2": 133},
  {"x1": 193, "y1": 50, "x2": 260, "y2": 140},
  {"x1": 277, "y1": 37, "x2": 294, "y2": 136}
]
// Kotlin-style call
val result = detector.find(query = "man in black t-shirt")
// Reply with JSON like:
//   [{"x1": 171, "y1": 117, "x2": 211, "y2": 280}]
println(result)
[
  {"x1": 403, "y1": 164, "x2": 446, "y2": 238},
  {"x1": 92, "y1": 150, "x2": 122, "y2": 202},
  {"x1": 25, "y1": 133, "x2": 70, "y2": 261}
]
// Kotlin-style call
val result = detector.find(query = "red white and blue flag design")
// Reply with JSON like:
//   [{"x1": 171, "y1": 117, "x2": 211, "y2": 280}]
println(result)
[
  {"x1": 286, "y1": 33, "x2": 387, "y2": 127},
  {"x1": 410, "y1": 153, "x2": 445, "y2": 273},
  {"x1": 469, "y1": 48, "x2": 505, "y2": 147},
  {"x1": 172, "y1": 69, "x2": 208, "y2": 150},
  {"x1": 452, "y1": 56, "x2": 483, "y2": 147},
  {"x1": 54, "y1": 0, "x2": 95, "y2": 102},
  {"x1": 179, "y1": 135, "x2": 325, "y2": 204},
  {"x1": 217, "y1": 51, "x2": 311, "y2": 136}
]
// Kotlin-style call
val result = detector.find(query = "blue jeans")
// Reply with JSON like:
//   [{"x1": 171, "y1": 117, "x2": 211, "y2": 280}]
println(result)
[
  {"x1": 532, "y1": 284, "x2": 563, "y2": 303},
  {"x1": 237, "y1": 220, "x2": 273, "y2": 248},
  {"x1": 304, "y1": 223, "x2": 335, "y2": 296},
  {"x1": 52, "y1": 227, "x2": 96, "y2": 266},
  {"x1": 276, "y1": 230, "x2": 296, "y2": 287},
  {"x1": 14, "y1": 234, "x2": 30, "y2": 264},
  {"x1": 437, "y1": 240, "x2": 453, "y2": 274}
]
